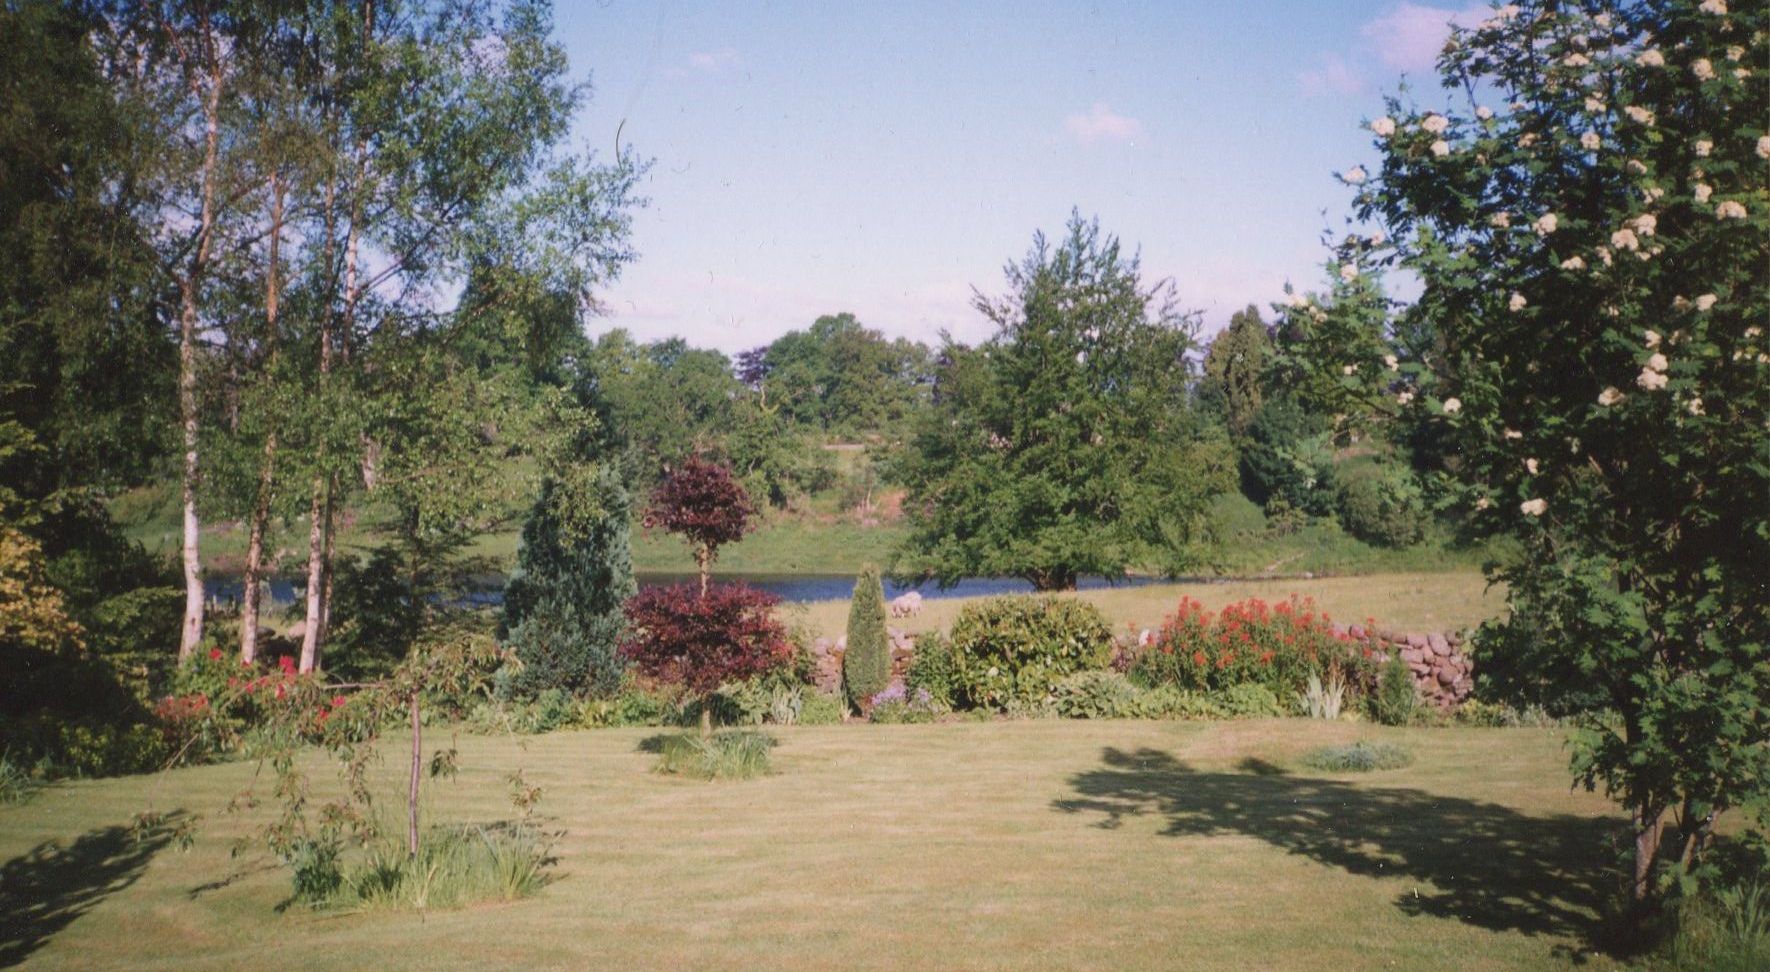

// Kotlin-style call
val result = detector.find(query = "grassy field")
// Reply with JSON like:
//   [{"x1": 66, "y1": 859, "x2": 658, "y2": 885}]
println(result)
[
  {"x1": 794, "y1": 571, "x2": 1504, "y2": 643},
  {"x1": 0, "y1": 719, "x2": 1629, "y2": 971}
]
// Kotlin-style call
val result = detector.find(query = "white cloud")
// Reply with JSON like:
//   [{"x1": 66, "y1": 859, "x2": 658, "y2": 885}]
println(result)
[
  {"x1": 1359, "y1": 3, "x2": 1487, "y2": 73},
  {"x1": 686, "y1": 47, "x2": 742, "y2": 74},
  {"x1": 1297, "y1": 52, "x2": 1366, "y2": 97},
  {"x1": 1063, "y1": 103, "x2": 1145, "y2": 145}
]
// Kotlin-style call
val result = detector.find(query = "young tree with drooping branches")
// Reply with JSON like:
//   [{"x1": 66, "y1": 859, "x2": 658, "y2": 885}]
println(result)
[{"x1": 1286, "y1": 0, "x2": 1767, "y2": 916}]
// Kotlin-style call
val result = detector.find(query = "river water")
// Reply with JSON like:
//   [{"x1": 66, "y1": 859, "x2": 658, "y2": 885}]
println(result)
[{"x1": 203, "y1": 571, "x2": 1171, "y2": 607}]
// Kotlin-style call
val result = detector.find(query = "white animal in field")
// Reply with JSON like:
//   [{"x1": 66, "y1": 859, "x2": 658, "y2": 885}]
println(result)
[{"x1": 889, "y1": 591, "x2": 923, "y2": 618}]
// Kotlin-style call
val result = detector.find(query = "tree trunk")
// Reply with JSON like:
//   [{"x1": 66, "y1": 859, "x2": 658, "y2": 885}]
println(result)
[
  {"x1": 1631, "y1": 804, "x2": 1665, "y2": 905},
  {"x1": 176, "y1": 54, "x2": 225, "y2": 665},
  {"x1": 697, "y1": 546, "x2": 711, "y2": 598},
  {"x1": 1028, "y1": 569, "x2": 1077, "y2": 592},
  {"x1": 408, "y1": 689, "x2": 422, "y2": 858},
  {"x1": 299, "y1": 477, "x2": 332, "y2": 673},
  {"x1": 242, "y1": 172, "x2": 284, "y2": 665},
  {"x1": 700, "y1": 704, "x2": 712, "y2": 739}
]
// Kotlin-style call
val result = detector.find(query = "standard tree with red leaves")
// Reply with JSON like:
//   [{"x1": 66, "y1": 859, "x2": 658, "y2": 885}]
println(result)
[
  {"x1": 621, "y1": 582, "x2": 793, "y2": 734},
  {"x1": 644, "y1": 455, "x2": 756, "y2": 596}
]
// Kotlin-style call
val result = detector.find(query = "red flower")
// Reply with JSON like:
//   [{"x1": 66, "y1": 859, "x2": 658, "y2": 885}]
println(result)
[
  {"x1": 277, "y1": 655, "x2": 296, "y2": 675},
  {"x1": 209, "y1": 648, "x2": 223, "y2": 661},
  {"x1": 1192, "y1": 650, "x2": 1209, "y2": 667},
  {"x1": 330, "y1": 695, "x2": 348, "y2": 709}
]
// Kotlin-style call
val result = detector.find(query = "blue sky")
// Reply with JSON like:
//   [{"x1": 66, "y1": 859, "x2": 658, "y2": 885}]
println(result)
[{"x1": 553, "y1": 1, "x2": 1492, "y2": 353}]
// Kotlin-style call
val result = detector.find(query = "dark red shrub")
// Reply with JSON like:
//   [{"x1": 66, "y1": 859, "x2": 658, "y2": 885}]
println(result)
[{"x1": 620, "y1": 582, "x2": 793, "y2": 697}]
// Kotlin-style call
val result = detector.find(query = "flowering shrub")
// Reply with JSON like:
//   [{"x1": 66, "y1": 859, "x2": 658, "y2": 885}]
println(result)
[
  {"x1": 1131, "y1": 596, "x2": 1375, "y2": 702},
  {"x1": 947, "y1": 595, "x2": 1115, "y2": 709}
]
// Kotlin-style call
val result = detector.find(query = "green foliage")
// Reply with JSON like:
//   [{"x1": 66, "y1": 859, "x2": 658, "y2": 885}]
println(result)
[
  {"x1": 712, "y1": 675, "x2": 806, "y2": 727},
  {"x1": 1372, "y1": 653, "x2": 1418, "y2": 727},
  {"x1": 500, "y1": 465, "x2": 636, "y2": 698},
  {"x1": 896, "y1": 213, "x2": 1234, "y2": 589},
  {"x1": 751, "y1": 313, "x2": 932, "y2": 437},
  {"x1": 842, "y1": 566, "x2": 891, "y2": 709},
  {"x1": 1300, "y1": 2, "x2": 1770, "y2": 909},
  {"x1": 1050, "y1": 671, "x2": 1145, "y2": 720},
  {"x1": 947, "y1": 595, "x2": 1115, "y2": 709},
  {"x1": 1303, "y1": 670, "x2": 1348, "y2": 720},
  {"x1": 904, "y1": 632, "x2": 957, "y2": 709},
  {"x1": 653, "y1": 730, "x2": 775, "y2": 781},
  {"x1": 1239, "y1": 396, "x2": 1337, "y2": 515},
  {"x1": 1215, "y1": 683, "x2": 1284, "y2": 719},
  {"x1": 796, "y1": 692, "x2": 845, "y2": 726},
  {"x1": 1335, "y1": 461, "x2": 1429, "y2": 548},
  {"x1": 1300, "y1": 742, "x2": 1415, "y2": 773},
  {"x1": 0, "y1": 756, "x2": 36, "y2": 804},
  {"x1": 1199, "y1": 305, "x2": 1273, "y2": 439}
]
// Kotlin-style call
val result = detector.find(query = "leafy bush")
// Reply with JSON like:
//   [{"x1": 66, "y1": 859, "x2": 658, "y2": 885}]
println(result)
[
  {"x1": 1372, "y1": 652, "x2": 1418, "y2": 727},
  {"x1": 867, "y1": 684, "x2": 944, "y2": 723},
  {"x1": 713, "y1": 675, "x2": 805, "y2": 726},
  {"x1": 653, "y1": 730, "x2": 775, "y2": 780},
  {"x1": 904, "y1": 632, "x2": 956, "y2": 708},
  {"x1": 796, "y1": 692, "x2": 845, "y2": 726},
  {"x1": 1131, "y1": 595, "x2": 1375, "y2": 704},
  {"x1": 842, "y1": 566, "x2": 890, "y2": 711},
  {"x1": 1300, "y1": 741, "x2": 1414, "y2": 773},
  {"x1": 0, "y1": 756, "x2": 36, "y2": 804},
  {"x1": 1335, "y1": 461, "x2": 1428, "y2": 548},
  {"x1": 1215, "y1": 683, "x2": 1283, "y2": 718},
  {"x1": 1051, "y1": 671, "x2": 1145, "y2": 720},
  {"x1": 948, "y1": 595, "x2": 1114, "y2": 709},
  {"x1": 1139, "y1": 685, "x2": 1229, "y2": 721},
  {"x1": 1453, "y1": 699, "x2": 1564, "y2": 729}
]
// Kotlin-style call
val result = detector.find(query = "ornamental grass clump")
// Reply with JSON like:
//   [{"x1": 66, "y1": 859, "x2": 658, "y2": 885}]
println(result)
[
  {"x1": 653, "y1": 729, "x2": 775, "y2": 781},
  {"x1": 1300, "y1": 741, "x2": 1414, "y2": 773}
]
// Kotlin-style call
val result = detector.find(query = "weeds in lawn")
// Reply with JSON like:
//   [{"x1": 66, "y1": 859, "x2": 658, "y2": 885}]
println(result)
[
  {"x1": 652, "y1": 730, "x2": 775, "y2": 780},
  {"x1": 1300, "y1": 742, "x2": 1414, "y2": 772},
  {"x1": 1666, "y1": 878, "x2": 1770, "y2": 972}
]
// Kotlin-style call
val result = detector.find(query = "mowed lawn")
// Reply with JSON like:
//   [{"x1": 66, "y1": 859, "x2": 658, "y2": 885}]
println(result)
[{"x1": 2, "y1": 718, "x2": 1630, "y2": 971}]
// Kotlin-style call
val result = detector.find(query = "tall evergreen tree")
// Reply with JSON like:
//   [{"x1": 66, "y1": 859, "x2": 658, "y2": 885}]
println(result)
[
  {"x1": 500, "y1": 464, "x2": 635, "y2": 698},
  {"x1": 842, "y1": 565, "x2": 890, "y2": 711}
]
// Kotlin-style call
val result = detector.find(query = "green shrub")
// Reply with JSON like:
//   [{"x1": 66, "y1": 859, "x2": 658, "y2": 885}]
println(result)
[
  {"x1": 842, "y1": 566, "x2": 891, "y2": 710},
  {"x1": 1372, "y1": 652, "x2": 1419, "y2": 726},
  {"x1": 1300, "y1": 741, "x2": 1415, "y2": 772},
  {"x1": 713, "y1": 675, "x2": 805, "y2": 726},
  {"x1": 1215, "y1": 683, "x2": 1284, "y2": 718},
  {"x1": 1051, "y1": 671, "x2": 1145, "y2": 719},
  {"x1": 796, "y1": 692, "x2": 845, "y2": 726},
  {"x1": 1335, "y1": 461, "x2": 1428, "y2": 548},
  {"x1": 904, "y1": 632, "x2": 956, "y2": 708},
  {"x1": 1139, "y1": 685, "x2": 1228, "y2": 720},
  {"x1": 1453, "y1": 699, "x2": 1563, "y2": 728},
  {"x1": 948, "y1": 595, "x2": 1114, "y2": 709},
  {"x1": 654, "y1": 730, "x2": 775, "y2": 780}
]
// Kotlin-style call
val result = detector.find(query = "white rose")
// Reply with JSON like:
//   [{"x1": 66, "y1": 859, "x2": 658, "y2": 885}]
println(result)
[
  {"x1": 1692, "y1": 59, "x2": 1716, "y2": 81},
  {"x1": 1370, "y1": 116, "x2": 1396, "y2": 137},
  {"x1": 1636, "y1": 368, "x2": 1668, "y2": 391},
  {"x1": 1611, "y1": 228, "x2": 1640, "y2": 250},
  {"x1": 1624, "y1": 105, "x2": 1655, "y2": 126},
  {"x1": 1520, "y1": 498, "x2": 1547, "y2": 517},
  {"x1": 1339, "y1": 263, "x2": 1359, "y2": 282},
  {"x1": 1534, "y1": 213, "x2": 1558, "y2": 235},
  {"x1": 1476, "y1": 106, "x2": 1494, "y2": 120},
  {"x1": 1598, "y1": 386, "x2": 1625, "y2": 406},
  {"x1": 1716, "y1": 201, "x2": 1748, "y2": 220},
  {"x1": 1644, "y1": 330, "x2": 1661, "y2": 348},
  {"x1": 1695, "y1": 294, "x2": 1717, "y2": 311},
  {"x1": 1686, "y1": 398, "x2": 1705, "y2": 416},
  {"x1": 1728, "y1": 46, "x2": 1745, "y2": 62},
  {"x1": 1580, "y1": 131, "x2": 1601, "y2": 151},
  {"x1": 1504, "y1": 428, "x2": 1523, "y2": 439},
  {"x1": 1561, "y1": 255, "x2": 1586, "y2": 270},
  {"x1": 1384, "y1": 354, "x2": 1399, "y2": 370},
  {"x1": 1497, "y1": 4, "x2": 1521, "y2": 20},
  {"x1": 1490, "y1": 212, "x2": 1512, "y2": 228},
  {"x1": 1699, "y1": 0, "x2": 1727, "y2": 14},
  {"x1": 1525, "y1": 458, "x2": 1539, "y2": 474},
  {"x1": 1694, "y1": 184, "x2": 1714, "y2": 203},
  {"x1": 1430, "y1": 139, "x2": 1451, "y2": 157},
  {"x1": 1584, "y1": 96, "x2": 1605, "y2": 113},
  {"x1": 1564, "y1": 53, "x2": 1591, "y2": 68},
  {"x1": 1422, "y1": 113, "x2": 1449, "y2": 134},
  {"x1": 1695, "y1": 139, "x2": 1713, "y2": 157},
  {"x1": 1442, "y1": 397, "x2": 1462, "y2": 414},
  {"x1": 1508, "y1": 292, "x2": 1528, "y2": 312},
  {"x1": 1758, "y1": 136, "x2": 1770, "y2": 160},
  {"x1": 1635, "y1": 49, "x2": 1665, "y2": 68},
  {"x1": 1342, "y1": 165, "x2": 1367, "y2": 185},
  {"x1": 1630, "y1": 213, "x2": 1657, "y2": 236},
  {"x1": 1627, "y1": 159, "x2": 1649, "y2": 175},
  {"x1": 1396, "y1": 390, "x2": 1415, "y2": 405},
  {"x1": 1647, "y1": 352, "x2": 1668, "y2": 373}
]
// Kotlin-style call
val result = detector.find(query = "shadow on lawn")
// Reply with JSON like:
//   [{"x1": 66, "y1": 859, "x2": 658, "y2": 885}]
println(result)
[
  {"x1": 1055, "y1": 748, "x2": 1621, "y2": 943},
  {"x1": 0, "y1": 812, "x2": 185, "y2": 968}
]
